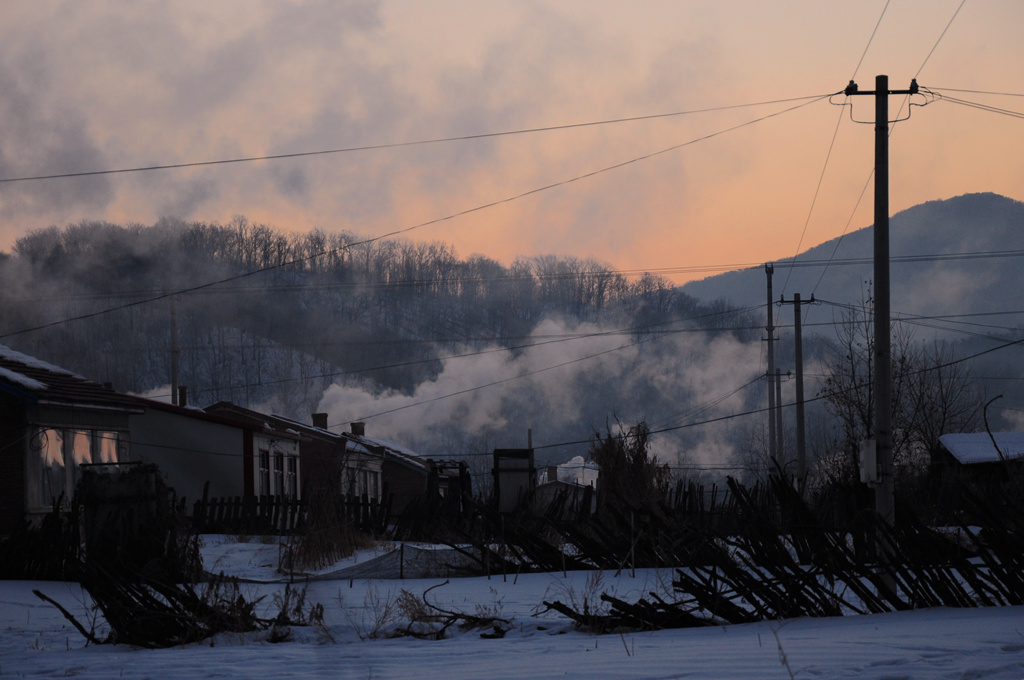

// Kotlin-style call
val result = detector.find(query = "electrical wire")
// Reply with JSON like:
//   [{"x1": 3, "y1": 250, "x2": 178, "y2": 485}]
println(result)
[
  {"x1": 0, "y1": 95, "x2": 829, "y2": 184},
  {"x1": 782, "y1": 0, "x2": 891, "y2": 314},
  {"x1": 0, "y1": 94, "x2": 834, "y2": 341},
  {"x1": 850, "y1": 0, "x2": 891, "y2": 82},
  {"x1": 930, "y1": 92, "x2": 1024, "y2": 120},
  {"x1": 7, "y1": 245, "x2": 1024, "y2": 307},
  {"x1": 806, "y1": 0, "x2": 965, "y2": 311},
  {"x1": 915, "y1": 0, "x2": 967, "y2": 78}
]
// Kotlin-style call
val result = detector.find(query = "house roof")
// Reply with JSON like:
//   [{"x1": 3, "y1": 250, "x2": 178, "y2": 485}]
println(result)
[
  {"x1": 0, "y1": 344, "x2": 142, "y2": 412},
  {"x1": 939, "y1": 432, "x2": 1024, "y2": 465},
  {"x1": 128, "y1": 396, "x2": 274, "y2": 435},
  {"x1": 350, "y1": 434, "x2": 428, "y2": 473},
  {"x1": 196, "y1": 401, "x2": 303, "y2": 441}
]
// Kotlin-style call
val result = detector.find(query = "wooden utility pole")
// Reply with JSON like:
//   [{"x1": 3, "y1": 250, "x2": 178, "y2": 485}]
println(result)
[{"x1": 845, "y1": 75, "x2": 918, "y2": 524}]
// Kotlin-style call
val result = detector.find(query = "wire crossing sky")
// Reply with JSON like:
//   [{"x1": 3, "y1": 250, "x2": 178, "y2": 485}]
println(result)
[{"x1": 1, "y1": 1, "x2": 1023, "y2": 285}]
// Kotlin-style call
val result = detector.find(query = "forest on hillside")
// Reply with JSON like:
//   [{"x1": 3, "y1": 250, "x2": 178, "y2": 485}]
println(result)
[
  {"x1": 0, "y1": 217, "x2": 762, "y2": 471},
  {"x1": 0, "y1": 216, "x2": 1002, "y2": 488}
]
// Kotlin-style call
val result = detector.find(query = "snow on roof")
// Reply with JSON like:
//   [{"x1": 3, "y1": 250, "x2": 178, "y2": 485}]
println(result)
[
  {"x1": 360, "y1": 435, "x2": 422, "y2": 459},
  {"x1": 0, "y1": 365, "x2": 48, "y2": 391},
  {"x1": 346, "y1": 440, "x2": 372, "y2": 455},
  {"x1": 0, "y1": 344, "x2": 83, "y2": 379},
  {"x1": 939, "y1": 432, "x2": 1024, "y2": 465}
]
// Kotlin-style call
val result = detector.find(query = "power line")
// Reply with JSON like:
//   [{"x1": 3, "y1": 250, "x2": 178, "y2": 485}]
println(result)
[
  {"x1": 930, "y1": 92, "x2": 1024, "y2": 121},
  {"x1": 928, "y1": 87, "x2": 1024, "y2": 98},
  {"x1": 794, "y1": 0, "x2": 890, "y2": 303},
  {"x1": 915, "y1": 0, "x2": 967, "y2": 78},
  {"x1": 149, "y1": 304, "x2": 762, "y2": 403},
  {"x1": 8, "y1": 245, "x2": 1024, "y2": 307},
  {"x1": 0, "y1": 95, "x2": 829, "y2": 184},
  {"x1": 779, "y1": 98, "x2": 846, "y2": 299},
  {"x1": 850, "y1": 0, "x2": 891, "y2": 81},
  {"x1": 352, "y1": 332, "x2": 661, "y2": 424},
  {"x1": 0, "y1": 95, "x2": 832, "y2": 341}
]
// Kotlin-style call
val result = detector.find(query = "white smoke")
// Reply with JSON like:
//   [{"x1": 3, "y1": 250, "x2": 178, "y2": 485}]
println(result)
[{"x1": 316, "y1": 317, "x2": 764, "y2": 473}]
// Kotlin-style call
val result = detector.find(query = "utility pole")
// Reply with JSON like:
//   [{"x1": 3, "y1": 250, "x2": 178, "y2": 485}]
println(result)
[
  {"x1": 774, "y1": 369, "x2": 784, "y2": 462},
  {"x1": 845, "y1": 75, "x2": 918, "y2": 525},
  {"x1": 170, "y1": 295, "x2": 180, "y2": 406},
  {"x1": 780, "y1": 293, "x2": 813, "y2": 486},
  {"x1": 765, "y1": 264, "x2": 778, "y2": 466}
]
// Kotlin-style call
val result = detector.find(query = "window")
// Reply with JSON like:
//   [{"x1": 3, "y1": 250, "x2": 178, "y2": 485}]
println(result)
[
  {"x1": 97, "y1": 432, "x2": 120, "y2": 465},
  {"x1": 369, "y1": 470, "x2": 379, "y2": 501},
  {"x1": 31, "y1": 427, "x2": 126, "y2": 509},
  {"x1": 273, "y1": 453, "x2": 284, "y2": 496},
  {"x1": 286, "y1": 456, "x2": 298, "y2": 498},
  {"x1": 70, "y1": 430, "x2": 92, "y2": 490},
  {"x1": 39, "y1": 428, "x2": 65, "y2": 507},
  {"x1": 258, "y1": 450, "x2": 270, "y2": 496}
]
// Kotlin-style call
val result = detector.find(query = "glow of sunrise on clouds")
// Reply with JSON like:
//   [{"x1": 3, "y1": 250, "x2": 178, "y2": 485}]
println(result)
[{"x1": 1, "y1": 0, "x2": 1023, "y2": 283}]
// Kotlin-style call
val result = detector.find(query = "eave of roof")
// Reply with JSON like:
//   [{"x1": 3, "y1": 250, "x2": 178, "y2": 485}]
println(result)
[{"x1": 939, "y1": 432, "x2": 1024, "y2": 465}]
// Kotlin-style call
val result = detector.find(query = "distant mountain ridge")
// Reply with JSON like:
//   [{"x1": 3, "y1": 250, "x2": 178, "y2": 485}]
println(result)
[{"x1": 681, "y1": 192, "x2": 1024, "y2": 327}]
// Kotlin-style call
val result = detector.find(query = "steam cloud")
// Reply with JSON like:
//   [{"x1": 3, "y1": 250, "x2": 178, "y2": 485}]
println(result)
[{"x1": 316, "y1": 317, "x2": 764, "y2": 470}]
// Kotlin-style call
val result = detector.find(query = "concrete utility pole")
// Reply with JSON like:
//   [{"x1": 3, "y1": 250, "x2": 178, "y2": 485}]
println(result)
[
  {"x1": 765, "y1": 264, "x2": 778, "y2": 466},
  {"x1": 170, "y1": 295, "x2": 180, "y2": 407},
  {"x1": 780, "y1": 293, "x2": 814, "y2": 486},
  {"x1": 774, "y1": 369, "x2": 784, "y2": 462},
  {"x1": 845, "y1": 75, "x2": 918, "y2": 525}
]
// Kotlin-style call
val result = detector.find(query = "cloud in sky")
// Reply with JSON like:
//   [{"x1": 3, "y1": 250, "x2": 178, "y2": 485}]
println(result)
[{"x1": 2, "y1": 1, "x2": 1024, "y2": 283}]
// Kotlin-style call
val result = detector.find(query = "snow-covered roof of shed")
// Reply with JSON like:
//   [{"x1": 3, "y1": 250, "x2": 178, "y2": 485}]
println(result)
[{"x1": 939, "y1": 432, "x2": 1024, "y2": 464}]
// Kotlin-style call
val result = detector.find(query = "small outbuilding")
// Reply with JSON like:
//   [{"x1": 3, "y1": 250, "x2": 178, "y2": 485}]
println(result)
[{"x1": 937, "y1": 432, "x2": 1024, "y2": 475}]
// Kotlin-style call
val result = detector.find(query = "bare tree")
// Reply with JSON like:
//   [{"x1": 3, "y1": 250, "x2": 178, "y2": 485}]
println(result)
[{"x1": 816, "y1": 293, "x2": 982, "y2": 484}]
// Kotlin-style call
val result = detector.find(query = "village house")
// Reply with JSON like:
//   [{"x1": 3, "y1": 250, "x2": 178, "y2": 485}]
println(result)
[
  {"x1": 202, "y1": 404, "x2": 384, "y2": 503},
  {"x1": 344, "y1": 421, "x2": 472, "y2": 515},
  {"x1": 0, "y1": 345, "x2": 142, "y2": 536},
  {"x1": 127, "y1": 395, "x2": 302, "y2": 505}
]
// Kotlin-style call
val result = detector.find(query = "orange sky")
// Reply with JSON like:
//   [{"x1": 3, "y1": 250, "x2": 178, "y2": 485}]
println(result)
[{"x1": 1, "y1": 0, "x2": 1022, "y2": 285}]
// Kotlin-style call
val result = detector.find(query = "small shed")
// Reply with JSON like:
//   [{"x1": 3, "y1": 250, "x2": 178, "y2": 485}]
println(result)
[
  {"x1": 492, "y1": 448, "x2": 535, "y2": 513},
  {"x1": 936, "y1": 432, "x2": 1024, "y2": 482}
]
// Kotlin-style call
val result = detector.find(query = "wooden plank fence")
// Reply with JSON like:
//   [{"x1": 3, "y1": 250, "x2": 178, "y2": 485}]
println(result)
[
  {"x1": 190, "y1": 493, "x2": 393, "y2": 536},
  {"x1": 191, "y1": 495, "x2": 304, "y2": 535}
]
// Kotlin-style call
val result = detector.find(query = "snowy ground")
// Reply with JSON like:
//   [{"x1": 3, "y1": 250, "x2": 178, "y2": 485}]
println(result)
[{"x1": 3, "y1": 536, "x2": 1024, "y2": 679}]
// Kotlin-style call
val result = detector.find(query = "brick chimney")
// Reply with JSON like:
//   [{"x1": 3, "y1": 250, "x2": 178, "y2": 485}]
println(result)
[
  {"x1": 178, "y1": 385, "x2": 188, "y2": 407},
  {"x1": 311, "y1": 413, "x2": 328, "y2": 429},
  {"x1": 351, "y1": 421, "x2": 365, "y2": 437}
]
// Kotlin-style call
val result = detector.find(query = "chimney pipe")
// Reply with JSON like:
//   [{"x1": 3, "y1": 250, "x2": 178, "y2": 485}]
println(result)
[
  {"x1": 351, "y1": 421, "x2": 365, "y2": 437},
  {"x1": 311, "y1": 413, "x2": 328, "y2": 429},
  {"x1": 547, "y1": 465, "x2": 559, "y2": 484},
  {"x1": 178, "y1": 385, "x2": 188, "y2": 407}
]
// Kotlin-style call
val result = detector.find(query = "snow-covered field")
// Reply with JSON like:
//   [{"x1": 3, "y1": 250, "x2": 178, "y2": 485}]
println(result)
[{"x1": 3, "y1": 536, "x2": 1024, "y2": 679}]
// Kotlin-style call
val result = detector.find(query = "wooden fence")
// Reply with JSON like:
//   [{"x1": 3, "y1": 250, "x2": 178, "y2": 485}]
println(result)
[{"x1": 190, "y1": 493, "x2": 392, "y2": 536}]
